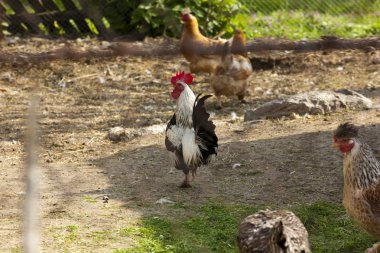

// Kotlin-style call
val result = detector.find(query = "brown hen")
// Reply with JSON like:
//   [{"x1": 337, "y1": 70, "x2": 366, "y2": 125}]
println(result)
[
  {"x1": 180, "y1": 8, "x2": 227, "y2": 74},
  {"x1": 333, "y1": 123, "x2": 380, "y2": 253}
]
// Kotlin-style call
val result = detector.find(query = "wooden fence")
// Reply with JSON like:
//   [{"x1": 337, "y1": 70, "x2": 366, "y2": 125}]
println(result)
[{"x1": 0, "y1": 0, "x2": 110, "y2": 37}]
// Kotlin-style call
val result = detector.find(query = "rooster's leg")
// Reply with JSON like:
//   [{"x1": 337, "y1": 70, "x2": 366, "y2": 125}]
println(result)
[
  {"x1": 215, "y1": 96, "x2": 222, "y2": 110},
  {"x1": 237, "y1": 94, "x2": 247, "y2": 104},
  {"x1": 180, "y1": 173, "x2": 191, "y2": 188},
  {"x1": 191, "y1": 167, "x2": 197, "y2": 181},
  {"x1": 365, "y1": 242, "x2": 380, "y2": 253}
]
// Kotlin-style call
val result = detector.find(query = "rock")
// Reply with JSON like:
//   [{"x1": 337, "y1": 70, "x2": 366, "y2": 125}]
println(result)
[
  {"x1": 230, "y1": 112, "x2": 238, "y2": 122},
  {"x1": 0, "y1": 72, "x2": 14, "y2": 82},
  {"x1": 123, "y1": 124, "x2": 166, "y2": 141},
  {"x1": 143, "y1": 124, "x2": 166, "y2": 134},
  {"x1": 244, "y1": 89, "x2": 372, "y2": 121},
  {"x1": 155, "y1": 197, "x2": 175, "y2": 205},
  {"x1": 289, "y1": 112, "x2": 301, "y2": 119},
  {"x1": 102, "y1": 196, "x2": 109, "y2": 203},
  {"x1": 152, "y1": 118, "x2": 163, "y2": 124},
  {"x1": 108, "y1": 127, "x2": 126, "y2": 142},
  {"x1": 101, "y1": 41, "x2": 111, "y2": 48},
  {"x1": 98, "y1": 76, "x2": 106, "y2": 84}
]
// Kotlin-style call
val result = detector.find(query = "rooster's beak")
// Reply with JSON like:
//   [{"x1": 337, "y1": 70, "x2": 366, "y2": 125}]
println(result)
[{"x1": 331, "y1": 142, "x2": 339, "y2": 148}]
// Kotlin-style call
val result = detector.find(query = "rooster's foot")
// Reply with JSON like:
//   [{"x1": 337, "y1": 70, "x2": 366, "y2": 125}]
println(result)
[
  {"x1": 215, "y1": 98, "x2": 222, "y2": 110},
  {"x1": 180, "y1": 181, "x2": 192, "y2": 188},
  {"x1": 191, "y1": 169, "x2": 197, "y2": 181},
  {"x1": 180, "y1": 174, "x2": 191, "y2": 188}
]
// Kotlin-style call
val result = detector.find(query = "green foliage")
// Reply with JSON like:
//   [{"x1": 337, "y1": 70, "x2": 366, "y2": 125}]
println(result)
[
  {"x1": 294, "y1": 202, "x2": 376, "y2": 253},
  {"x1": 117, "y1": 217, "x2": 196, "y2": 253},
  {"x1": 183, "y1": 203, "x2": 258, "y2": 253},
  {"x1": 4, "y1": 0, "x2": 379, "y2": 38},
  {"x1": 116, "y1": 202, "x2": 376, "y2": 253},
  {"x1": 115, "y1": 203, "x2": 257, "y2": 253},
  {"x1": 90, "y1": 0, "x2": 246, "y2": 38},
  {"x1": 64, "y1": 224, "x2": 79, "y2": 243},
  {"x1": 88, "y1": 0, "x2": 379, "y2": 39},
  {"x1": 237, "y1": 11, "x2": 380, "y2": 39},
  {"x1": 241, "y1": 0, "x2": 380, "y2": 14}
]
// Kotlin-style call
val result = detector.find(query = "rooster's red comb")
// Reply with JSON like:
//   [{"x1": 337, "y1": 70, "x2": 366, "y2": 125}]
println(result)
[{"x1": 171, "y1": 71, "x2": 193, "y2": 85}]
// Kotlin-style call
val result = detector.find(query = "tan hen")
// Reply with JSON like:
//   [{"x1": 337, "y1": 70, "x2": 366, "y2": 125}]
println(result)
[
  {"x1": 210, "y1": 30, "x2": 253, "y2": 109},
  {"x1": 333, "y1": 123, "x2": 380, "y2": 253}
]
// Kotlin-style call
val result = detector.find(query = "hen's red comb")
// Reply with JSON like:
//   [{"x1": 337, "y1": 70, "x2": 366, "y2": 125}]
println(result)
[{"x1": 171, "y1": 71, "x2": 193, "y2": 85}]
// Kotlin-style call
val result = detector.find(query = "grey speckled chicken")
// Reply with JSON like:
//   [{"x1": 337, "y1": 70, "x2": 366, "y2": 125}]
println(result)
[
  {"x1": 333, "y1": 122, "x2": 380, "y2": 253},
  {"x1": 237, "y1": 210, "x2": 310, "y2": 253}
]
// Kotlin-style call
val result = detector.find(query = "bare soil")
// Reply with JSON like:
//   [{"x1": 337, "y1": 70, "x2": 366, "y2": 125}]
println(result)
[{"x1": 0, "y1": 37, "x2": 379, "y2": 252}]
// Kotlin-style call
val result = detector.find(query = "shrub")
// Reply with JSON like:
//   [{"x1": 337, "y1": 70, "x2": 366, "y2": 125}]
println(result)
[{"x1": 90, "y1": 0, "x2": 248, "y2": 38}]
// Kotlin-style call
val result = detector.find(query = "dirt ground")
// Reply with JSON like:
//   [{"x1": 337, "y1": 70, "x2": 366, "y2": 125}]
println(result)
[{"x1": 0, "y1": 37, "x2": 380, "y2": 252}]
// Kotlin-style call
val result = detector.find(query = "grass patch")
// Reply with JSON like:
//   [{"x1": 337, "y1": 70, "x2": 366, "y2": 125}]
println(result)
[
  {"x1": 10, "y1": 247, "x2": 21, "y2": 253},
  {"x1": 115, "y1": 203, "x2": 257, "y2": 253},
  {"x1": 116, "y1": 202, "x2": 376, "y2": 253},
  {"x1": 234, "y1": 11, "x2": 380, "y2": 39},
  {"x1": 83, "y1": 196, "x2": 97, "y2": 203},
  {"x1": 64, "y1": 224, "x2": 79, "y2": 243},
  {"x1": 295, "y1": 202, "x2": 376, "y2": 253},
  {"x1": 91, "y1": 230, "x2": 115, "y2": 242}
]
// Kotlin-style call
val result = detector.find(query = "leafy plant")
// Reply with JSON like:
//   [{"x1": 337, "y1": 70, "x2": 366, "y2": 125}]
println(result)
[
  {"x1": 294, "y1": 202, "x2": 376, "y2": 253},
  {"x1": 116, "y1": 202, "x2": 375, "y2": 253},
  {"x1": 90, "y1": 0, "x2": 247, "y2": 38}
]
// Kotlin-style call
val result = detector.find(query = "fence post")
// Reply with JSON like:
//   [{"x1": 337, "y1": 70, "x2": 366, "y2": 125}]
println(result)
[
  {"x1": 23, "y1": 95, "x2": 41, "y2": 253},
  {"x1": 0, "y1": 3, "x2": 4, "y2": 40}
]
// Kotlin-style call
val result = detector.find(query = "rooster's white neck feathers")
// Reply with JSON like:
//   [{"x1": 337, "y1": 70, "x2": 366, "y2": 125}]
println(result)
[{"x1": 175, "y1": 82, "x2": 196, "y2": 127}]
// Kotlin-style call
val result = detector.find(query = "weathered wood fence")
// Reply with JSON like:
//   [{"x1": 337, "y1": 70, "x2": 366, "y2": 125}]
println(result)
[{"x1": 0, "y1": 0, "x2": 109, "y2": 37}]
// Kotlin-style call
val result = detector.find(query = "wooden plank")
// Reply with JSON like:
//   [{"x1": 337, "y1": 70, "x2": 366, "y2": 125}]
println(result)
[
  {"x1": 60, "y1": 0, "x2": 91, "y2": 33},
  {"x1": 40, "y1": 0, "x2": 78, "y2": 35},
  {"x1": 41, "y1": 0, "x2": 61, "y2": 11},
  {"x1": 3, "y1": 0, "x2": 41, "y2": 34},
  {"x1": 77, "y1": 0, "x2": 111, "y2": 36},
  {"x1": 0, "y1": 3, "x2": 4, "y2": 39},
  {"x1": 1, "y1": 2, "x2": 27, "y2": 34},
  {"x1": 5, "y1": 16, "x2": 29, "y2": 34},
  {"x1": 25, "y1": 0, "x2": 57, "y2": 34},
  {"x1": 5, "y1": 9, "x2": 94, "y2": 35},
  {"x1": 3, "y1": 0, "x2": 28, "y2": 12},
  {"x1": 3, "y1": 0, "x2": 105, "y2": 36},
  {"x1": 26, "y1": 0, "x2": 46, "y2": 12},
  {"x1": 6, "y1": 10, "x2": 87, "y2": 22},
  {"x1": 60, "y1": 0, "x2": 78, "y2": 10}
]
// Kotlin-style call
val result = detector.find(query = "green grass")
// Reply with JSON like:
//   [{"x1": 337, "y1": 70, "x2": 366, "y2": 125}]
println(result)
[
  {"x1": 115, "y1": 202, "x2": 376, "y2": 253},
  {"x1": 83, "y1": 196, "x2": 97, "y2": 203},
  {"x1": 3, "y1": 0, "x2": 379, "y2": 38},
  {"x1": 233, "y1": 11, "x2": 380, "y2": 39},
  {"x1": 295, "y1": 202, "x2": 376, "y2": 253},
  {"x1": 240, "y1": 0, "x2": 380, "y2": 15},
  {"x1": 64, "y1": 224, "x2": 79, "y2": 243}
]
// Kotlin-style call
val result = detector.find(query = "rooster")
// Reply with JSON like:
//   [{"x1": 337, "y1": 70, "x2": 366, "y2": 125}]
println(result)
[
  {"x1": 237, "y1": 210, "x2": 310, "y2": 253},
  {"x1": 165, "y1": 71, "x2": 218, "y2": 187},
  {"x1": 210, "y1": 32, "x2": 253, "y2": 109},
  {"x1": 333, "y1": 122, "x2": 380, "y2": 253},
  {"x1": 180, "y1": 8, "x2": 227, "y2": 74}
]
